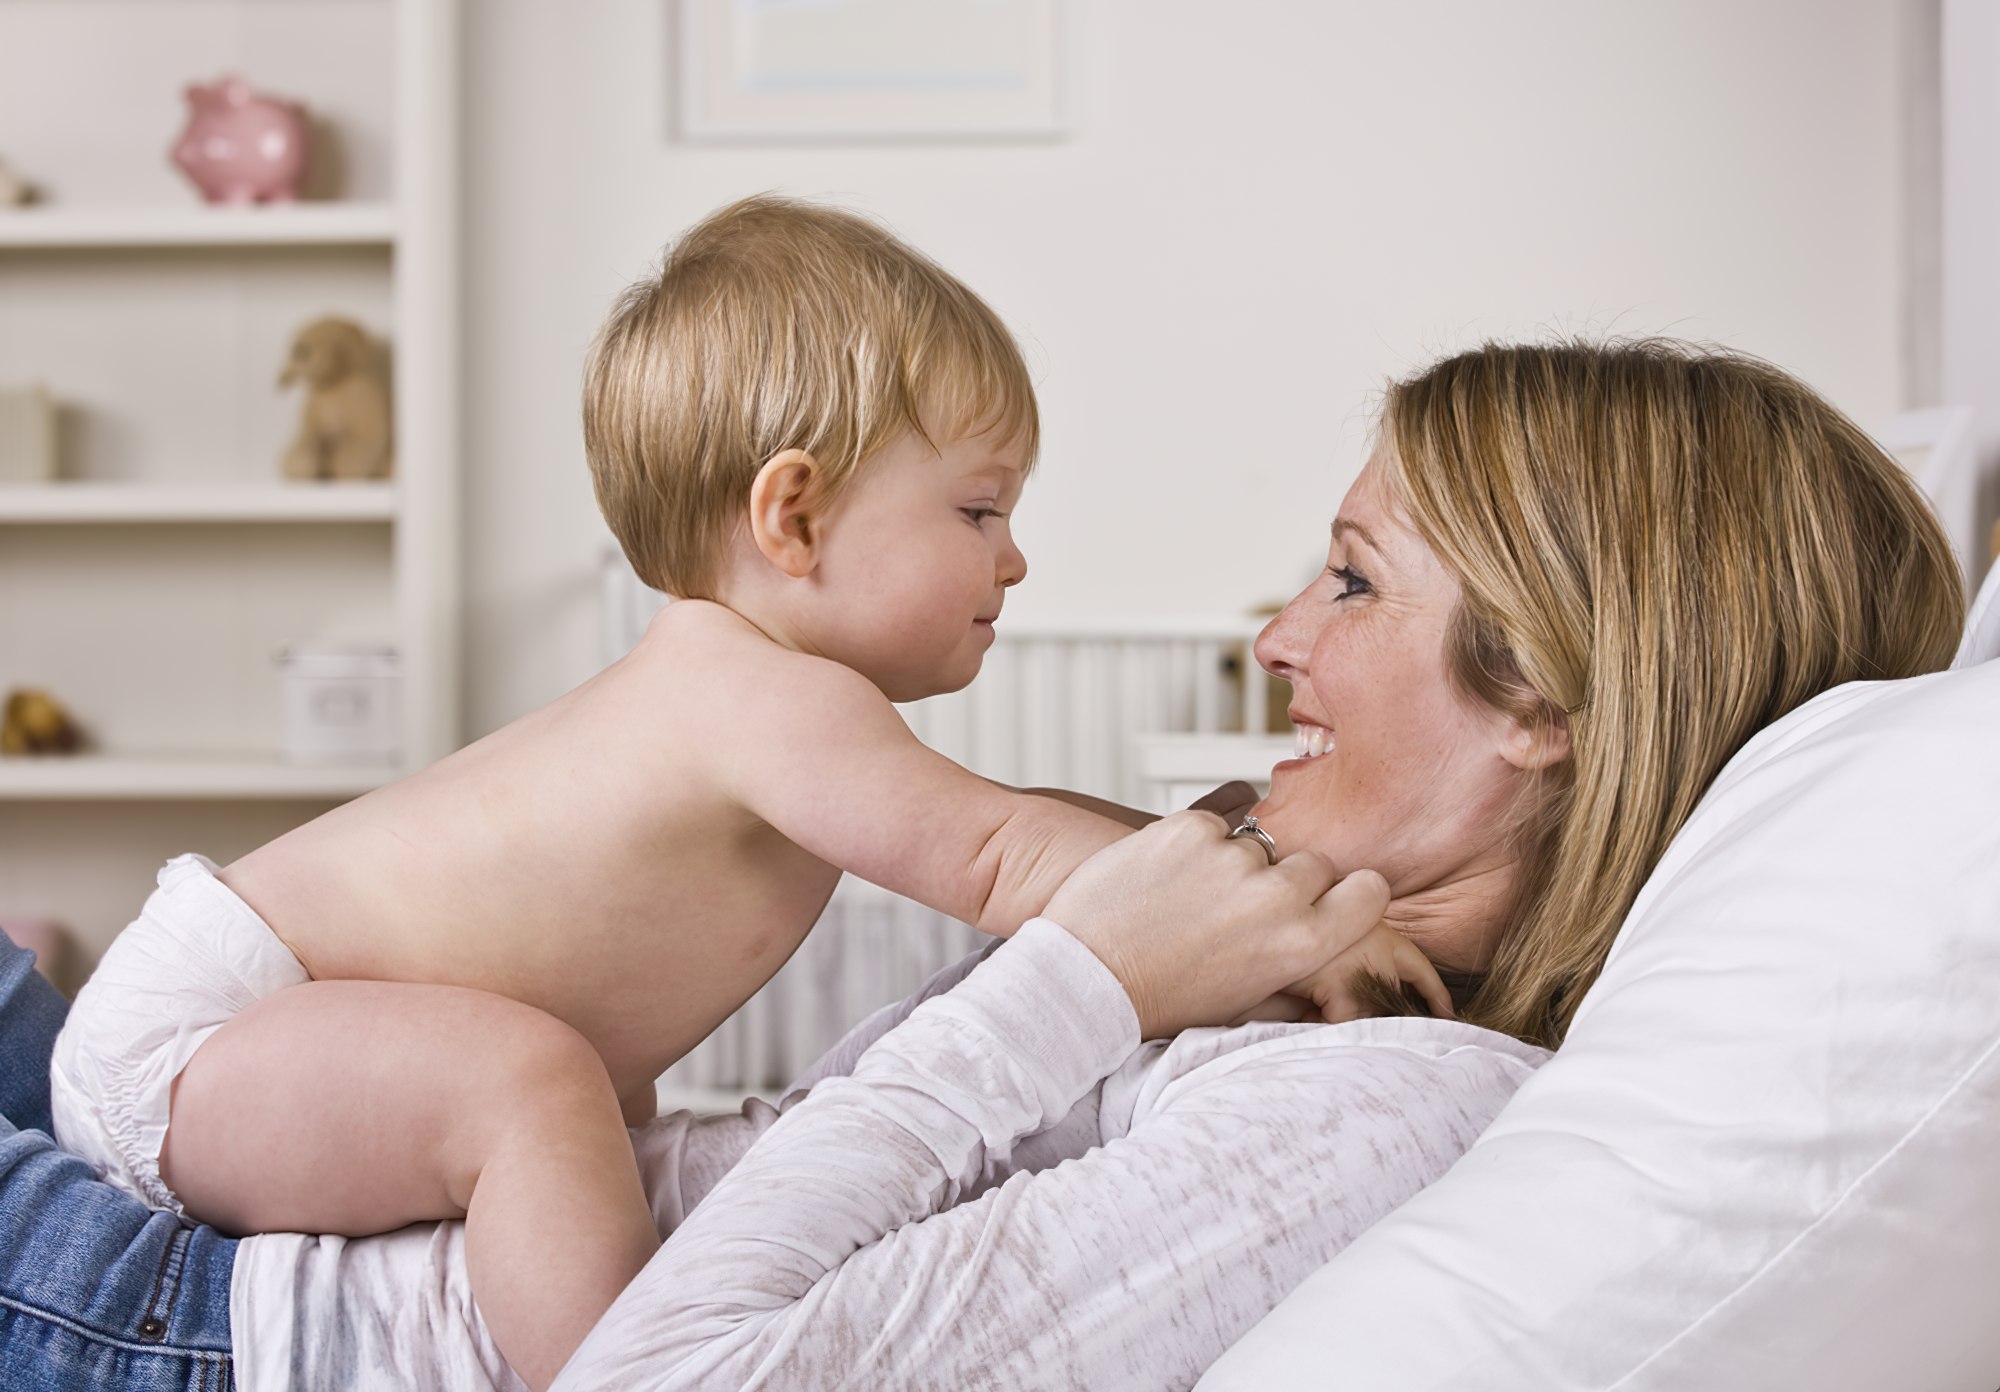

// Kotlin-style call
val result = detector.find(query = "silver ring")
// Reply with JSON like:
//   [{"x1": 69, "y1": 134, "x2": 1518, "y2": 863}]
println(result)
[{"x1": 1225, "y1": 815, "x2": 1278, "y2": 866}]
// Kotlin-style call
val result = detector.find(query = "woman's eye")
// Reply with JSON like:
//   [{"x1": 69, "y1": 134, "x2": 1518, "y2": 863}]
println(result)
[{"x1": 1328, "y1": 565, "x2": 1371, "y2": 600}]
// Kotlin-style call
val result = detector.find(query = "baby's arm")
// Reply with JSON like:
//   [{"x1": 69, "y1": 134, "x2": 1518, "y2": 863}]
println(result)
[
  {"x1": 716, "y1": 655, "x2": 1130, "y2": 936},
  {"x1": 1014, "y1": 786, "x2": 1157, "y2": 829}
]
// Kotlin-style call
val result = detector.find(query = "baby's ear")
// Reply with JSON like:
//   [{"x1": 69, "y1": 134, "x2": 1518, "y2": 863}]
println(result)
[{"x1": 747, "y1": 449, "x2": 824, "y2": 578}]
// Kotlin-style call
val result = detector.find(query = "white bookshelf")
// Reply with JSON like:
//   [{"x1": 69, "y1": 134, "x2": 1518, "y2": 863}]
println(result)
[
  {"x1": 0, "y1": 755, "x2": 398, "y2": 802},
  {"x1": 0, "y1": 0, "x2": 461, "y2": 961},
  {"x1": 0, "y1": 202, "x2": 397, "y2": 250},
  {"x1": 0, "y1": 482, "x2": 398, "y2": 524},
  {"x1": 1134, "y1": 734, "x2": 1294, "y2": 815}
]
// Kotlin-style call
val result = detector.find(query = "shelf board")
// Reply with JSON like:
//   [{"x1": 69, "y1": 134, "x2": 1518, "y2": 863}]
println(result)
[
  {"x1": 1132, "y1": 733, "x2": 1299, "y2": 781},
  {"x1": 0, "y1": 203, "x2": 397, "y2": 250},
  {"x1": 0, "y1": 753, "x2": 398, "y2": 801},
  {"x1": 0, "y1": 482, "x2": 396, "y2": 524}
]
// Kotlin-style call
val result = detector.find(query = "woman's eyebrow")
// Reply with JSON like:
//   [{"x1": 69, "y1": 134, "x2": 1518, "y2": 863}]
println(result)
[{"x1": 1331, "y1": 518, "x2": 1383, "y2": 556}]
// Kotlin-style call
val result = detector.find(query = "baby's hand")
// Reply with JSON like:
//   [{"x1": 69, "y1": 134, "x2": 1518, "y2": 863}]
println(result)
[
  {"x1": 1184, "y1": 780, "x2": 1260, "y2": 824},
  {"x1": 1290, "y1": 919, "x2": 1454, "y2": 1024}
]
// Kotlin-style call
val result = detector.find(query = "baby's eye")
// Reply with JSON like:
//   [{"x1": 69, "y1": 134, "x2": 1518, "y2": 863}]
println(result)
[
  {"x1": 961, "y1": 506, "x2": 1005, "y2": 525},
  {"x1": 1327, "y1": 564, "x2": 1371, "y2": 600}
]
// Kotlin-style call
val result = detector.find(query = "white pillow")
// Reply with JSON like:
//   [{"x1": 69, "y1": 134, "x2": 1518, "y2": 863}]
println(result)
[
  {"x1": 1201, "y1": 589, "x2": 2000, "y2": 1390},
  {"x1": 1961, "y1": 558, "x2": 2000, "y2": 666}
]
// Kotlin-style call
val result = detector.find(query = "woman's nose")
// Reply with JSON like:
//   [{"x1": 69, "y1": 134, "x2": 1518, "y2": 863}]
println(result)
[{"x1": 1254, "y1": 594, "x2": 1313, "y2": 683}]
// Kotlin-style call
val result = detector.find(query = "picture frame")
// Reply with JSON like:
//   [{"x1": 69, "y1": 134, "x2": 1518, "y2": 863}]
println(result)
[{"x1": 674, "y1": 0, "x2": 1070, "y2": 142}]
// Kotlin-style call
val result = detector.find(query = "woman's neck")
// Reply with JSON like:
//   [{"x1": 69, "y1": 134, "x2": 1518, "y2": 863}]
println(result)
[{"x1": 1382, "y1": 856, "x2": 1519, "y2": 975}]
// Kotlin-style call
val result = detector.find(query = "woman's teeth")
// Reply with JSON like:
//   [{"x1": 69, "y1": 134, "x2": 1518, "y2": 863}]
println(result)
[{"x1": 1292, "y1": 725, "x2": 1335, "y2": 759}]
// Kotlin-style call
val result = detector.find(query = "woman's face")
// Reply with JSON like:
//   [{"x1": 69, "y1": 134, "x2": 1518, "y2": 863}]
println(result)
[{"x1": 1251, "y1": 451, "x2": 1544, "y2": 971}]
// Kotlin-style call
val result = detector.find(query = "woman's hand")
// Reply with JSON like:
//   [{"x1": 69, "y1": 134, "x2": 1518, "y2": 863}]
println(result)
[
  {"x1": 1042, "y1": 810, "x2": 1391, "y2": 1038},
  {"x1": 1290, "y1": 921, "x2": 1454, "y2": 1022}
]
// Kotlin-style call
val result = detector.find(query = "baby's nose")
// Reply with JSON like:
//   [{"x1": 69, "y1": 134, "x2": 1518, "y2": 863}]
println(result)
[{"x1": 999, "y1": 538, "x2": 1027, "y2": 587}]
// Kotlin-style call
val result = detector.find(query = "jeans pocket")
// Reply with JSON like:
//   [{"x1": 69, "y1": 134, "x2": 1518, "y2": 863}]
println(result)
[{"x1": 136, "y1": 1222, "x2": 193, "y2": 1342}]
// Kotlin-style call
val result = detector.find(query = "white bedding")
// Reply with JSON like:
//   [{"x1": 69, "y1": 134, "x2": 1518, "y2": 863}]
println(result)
[{"x1": 237, "y1": 926, "x2": 1543, "y2": 1390}]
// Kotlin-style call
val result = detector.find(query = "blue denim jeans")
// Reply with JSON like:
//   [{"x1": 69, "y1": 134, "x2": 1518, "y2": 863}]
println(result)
[{"x1": 0, "y1": 932, "x2": 239, "y2": 1390}]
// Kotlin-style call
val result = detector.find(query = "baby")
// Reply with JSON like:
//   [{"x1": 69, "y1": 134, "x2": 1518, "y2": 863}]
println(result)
[{"x1": 50, "y1": 196, "x2": 1445, "y2": 1389}]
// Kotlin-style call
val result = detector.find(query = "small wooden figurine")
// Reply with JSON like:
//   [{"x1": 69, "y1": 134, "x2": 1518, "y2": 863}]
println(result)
[
  {"x1": 1, "y1": 688, "x2": 84, "y2": 756},
  {"x1": 279, "y1": 316, "x2": 393, "y2": 481}
]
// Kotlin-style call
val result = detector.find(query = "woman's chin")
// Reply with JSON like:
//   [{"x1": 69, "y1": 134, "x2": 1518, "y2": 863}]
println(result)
[
  {"x1": 1260, "y1": 752, "x2": 1339, "y2": 817},
  {"x1": 1251, "y1": 791, "x2": 1361, "y2": 878}
]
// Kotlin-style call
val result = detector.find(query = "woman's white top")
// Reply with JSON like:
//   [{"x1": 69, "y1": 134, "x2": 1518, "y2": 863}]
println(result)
[{"x1": 232, "y1": 920, "x2": 1547, "y2": 1391}]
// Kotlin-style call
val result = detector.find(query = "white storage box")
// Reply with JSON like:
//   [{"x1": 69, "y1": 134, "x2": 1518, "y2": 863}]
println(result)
[{"x1": 276, "y1": 644, "x2": 400, "y2": 764}]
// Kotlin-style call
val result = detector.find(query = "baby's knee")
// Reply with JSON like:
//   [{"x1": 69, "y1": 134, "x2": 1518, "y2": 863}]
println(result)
[{"x1": 477, "y1": 1006, "x2": 620, "y2": 1122}]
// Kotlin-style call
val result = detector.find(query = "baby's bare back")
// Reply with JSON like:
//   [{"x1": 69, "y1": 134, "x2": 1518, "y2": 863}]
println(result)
[{"x1": 222, "y1": 605, "x2": 842, "y2": 1101}]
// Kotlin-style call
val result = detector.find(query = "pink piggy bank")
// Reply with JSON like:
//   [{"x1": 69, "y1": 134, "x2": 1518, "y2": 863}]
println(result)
[{"x1": 170, "y1": 76, "x2": 309, "y2": 204}]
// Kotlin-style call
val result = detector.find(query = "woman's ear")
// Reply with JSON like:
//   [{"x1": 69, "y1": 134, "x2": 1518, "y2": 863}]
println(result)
[
  {"x1": 747, "y1": 449, "x2": 823, "y2": 579},
  {"x1": 1499, "y1": 705, "x2": 1571, "y2": 772}
]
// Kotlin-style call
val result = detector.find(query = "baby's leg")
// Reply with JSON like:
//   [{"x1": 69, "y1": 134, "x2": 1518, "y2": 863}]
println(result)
[{"x1": 162, "y1": 980, "x2": 658, "y2": 1391}]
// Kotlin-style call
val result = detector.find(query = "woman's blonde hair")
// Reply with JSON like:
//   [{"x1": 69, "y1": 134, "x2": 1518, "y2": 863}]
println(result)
[
  {"x1": 1374, "y1": 339, "x2": 1964, "y2": 1049},
  {"x1": 583, "y1": 194, "x2": 1039, "y2": 598}
]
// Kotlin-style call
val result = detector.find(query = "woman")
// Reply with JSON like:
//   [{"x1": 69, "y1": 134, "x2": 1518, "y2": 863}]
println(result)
[
  {"x1": 0, "y1": 339, "x2": 1963, "y2": 1391},
  {"x1": 551, "y1": 338, "x2": 1965, "y2": 1388}
]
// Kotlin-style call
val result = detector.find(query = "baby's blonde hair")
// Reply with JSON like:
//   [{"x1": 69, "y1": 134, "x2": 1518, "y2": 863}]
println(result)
[{"x1": 583, "y1": 194, "x2": 1039, "y2": 598}]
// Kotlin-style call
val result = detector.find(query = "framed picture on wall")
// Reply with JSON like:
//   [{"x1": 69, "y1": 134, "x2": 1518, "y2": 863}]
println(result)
[{"x1": 675, "y1": 0, "x2": 1070, "y2": 142}]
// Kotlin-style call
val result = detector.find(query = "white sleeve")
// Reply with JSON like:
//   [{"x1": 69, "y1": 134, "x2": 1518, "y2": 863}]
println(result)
[
  {"x1": 629, "y1": 941, "x2": 1002, "y2": 1234},
  {"x1": 554, "y1": 924, "x2": 1528, "y2": 1392},
  {"x1": 780, "y1": 939, "x2": 1001, "y2": 1095}
]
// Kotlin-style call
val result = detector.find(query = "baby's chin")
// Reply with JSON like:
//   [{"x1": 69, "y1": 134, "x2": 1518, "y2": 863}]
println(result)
[{"x1": 869, "y1": 655, "x2": 983, "y2": 703}]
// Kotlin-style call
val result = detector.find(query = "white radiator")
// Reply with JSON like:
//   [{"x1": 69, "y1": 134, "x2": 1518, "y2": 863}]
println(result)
[{"x1": 600, "y1": 554, "x2": 1274, "y2": 1103}]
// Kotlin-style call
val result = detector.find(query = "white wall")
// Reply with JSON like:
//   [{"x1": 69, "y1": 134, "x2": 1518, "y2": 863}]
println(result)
[
  {"x1": 1942, "y1": 0, "x2": 2000, "y2": 572},
  {"x1": 461, "y1": 0, "x2": 1907, "y2": 737}
]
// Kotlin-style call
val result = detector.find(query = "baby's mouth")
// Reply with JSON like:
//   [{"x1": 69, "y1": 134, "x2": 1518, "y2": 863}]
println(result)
[{"x1": 1292, "y1": 722, "x2": 1336, "y2": 759}]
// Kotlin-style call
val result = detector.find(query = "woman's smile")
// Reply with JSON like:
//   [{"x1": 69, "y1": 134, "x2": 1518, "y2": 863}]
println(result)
[{"x1": 1287, "y1": 719, "x2": 1337, "y2": 762}]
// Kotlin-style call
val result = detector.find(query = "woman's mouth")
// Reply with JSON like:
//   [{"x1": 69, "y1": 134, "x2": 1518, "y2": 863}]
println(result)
[
  {"x1": 1291, "y1": 722, "x2": 1336, "y2": 759},
  {"x1": 1270, "y1": 722, "x2": 1335, "y2": 777}
]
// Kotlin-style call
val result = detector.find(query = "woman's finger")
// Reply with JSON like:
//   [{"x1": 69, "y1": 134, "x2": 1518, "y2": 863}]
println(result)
[
  {"x1": 1309, "y1": 869, "x2": 1389, "y2": 956},
  {"x1": 1044, "y1": 812, "x2": 1366, "y2": 1037},
  {"x1": 1395, "y1": 936, "x2": 1455, "y2": 1019},
  {"x1": 1272, "y1": 848, "x2": 1338, "y2": 902},
  {"x1": 1224, "y1": 827, "x2": 1278, "y2": 868}
]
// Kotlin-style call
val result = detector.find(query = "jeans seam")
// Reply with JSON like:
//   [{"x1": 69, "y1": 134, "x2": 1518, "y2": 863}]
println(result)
[
  {"x1": 0, "y1": 1291, "x2": 232, "y2": 1364},
  {"x1": 140, "y1": 1221, "x2": 192, "y2": 1339}
]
